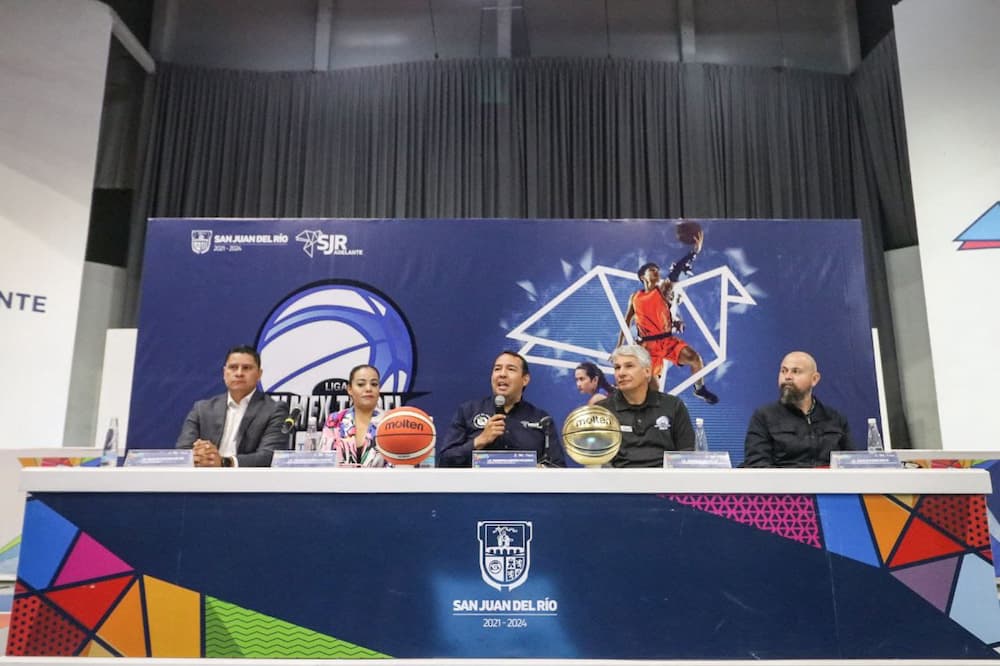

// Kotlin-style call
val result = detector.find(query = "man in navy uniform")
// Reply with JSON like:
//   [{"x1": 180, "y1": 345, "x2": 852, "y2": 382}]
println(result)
[{"x1": 440, "y1": 351, "x2": 564, "y2": 467}]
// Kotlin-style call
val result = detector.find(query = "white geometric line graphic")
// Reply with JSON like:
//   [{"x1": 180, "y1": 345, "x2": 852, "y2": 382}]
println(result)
[{"x1": 507, "y1": 265, "x2": 756, "y2": 397}]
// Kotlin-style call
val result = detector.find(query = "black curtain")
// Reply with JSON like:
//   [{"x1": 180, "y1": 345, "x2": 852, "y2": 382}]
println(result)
[{"x1": 126, "y1": 48, "x2": 914, "y2": 446}]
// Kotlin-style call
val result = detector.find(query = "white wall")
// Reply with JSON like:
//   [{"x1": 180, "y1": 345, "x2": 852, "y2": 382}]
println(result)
[
  {"x1": 895, "y1": 1, "x2": 1000, "y2": 450},
  {"x1": 884, "y1": 247, "x2": 942, "y2": 449},
  {"x1": 93, "y1": 329, "x2": 137, "y2": 452},
  {"x1": 64, "y1": 263, "x2": 128, "y2": 447},
  {"x1": 0, "y1": 0, "x2": 112, "y2": 448}
]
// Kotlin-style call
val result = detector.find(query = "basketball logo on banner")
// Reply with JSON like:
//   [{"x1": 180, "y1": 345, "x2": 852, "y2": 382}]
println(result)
[
  {"x1": 256, "y1": 281, "x2": 418, "y2": 422},
  {"x1": 478, "y1": 521, "x2": 532, "y2": 591}
]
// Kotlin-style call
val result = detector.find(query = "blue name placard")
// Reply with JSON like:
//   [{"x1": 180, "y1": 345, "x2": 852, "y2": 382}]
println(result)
[
  {"x1": 663, "y1": 451, "x2": 733, "y2": 469},
  {"x1": 830, "y1": 451, "x2": 901, "y2": 469},
  {"x1": 271, "y1": 451, "x2": 339, "y2": 468},
  {"x1": 123, "y1": 449, "x2": 194, "y2": 467},
  {"x1": 472, "y1": 451, "x2": 538, "y2": 468}
]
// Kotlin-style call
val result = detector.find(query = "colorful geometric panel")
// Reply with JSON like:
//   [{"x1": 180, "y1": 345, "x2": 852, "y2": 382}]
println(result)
[
  {"x1": 95, "y1": 578, "x2": 147, "y2": 657},
  {"x1": 53, "y1": 532, "x2": 134, "y2": 586},
  {"x1": 816, "y1": 495, "x2": 880, "y2": 567},
  {"x1": 204, "y1": 597, "x2": 388, "y2": 658},
  {"x1": 917, "y1": 495, "x2": 990, "y2": 549},
  {"x1": 930, "y1": 460, "x2": 971, "y2": 469},
  {"x1": 891, "y1": 494, "x2": 918, "y2": 508},
  {"x1": 889, "y1": 517, "x2": 967, "y2": 568},
  {"x1": 0, "y1": 536, "x2": 18, "y2": 578},
  {"x1": 890, "y1": 556, "x2": 960, "y2": 612},
  {"x1": 1, "y1": 536, "x2": 19, "y2": 556},
  {"x1": 666, "y1": 494, "x2": 821, "y2": 548},
  {"x1": 5, "y1": 593, "x2": 88, "y2": 656},
  {"x1": 45, "y1": 575, "x2": 134, "y2": 630},
  {"x1": 18, "y1": 500, "x2": 79, "y2": 591},
  {"x1": 862, "y1": 495, "x2": 911, "y2": 564},
  {"x1": 950, "y1": 553, "x2": 1000, "y2": 644},
  {"x1": 17, "y1": 457, "x2": 100, "y2": 468},
  {"x1": 41, "y1": 458, "x2": 75, "y2": 467},
  {"x1": 143, "y1": 575, "x2": 201, "y2": 657},
  {"x1": 9, "y1": 506, "x2": 391, "y2": 660},
  {"x1": 80, "y1": 639, "x2": 116, "y2": 657}
]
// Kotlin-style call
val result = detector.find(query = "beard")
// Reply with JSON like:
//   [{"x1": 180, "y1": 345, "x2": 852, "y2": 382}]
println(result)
[{"x1": 779, "y1": 383, "x2": 808, "y2": 405}]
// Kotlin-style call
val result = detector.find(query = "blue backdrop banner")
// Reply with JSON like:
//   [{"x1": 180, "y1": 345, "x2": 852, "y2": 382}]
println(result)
[{"x1": 130, "y1": 218, "x2": 878, "y2": 463}]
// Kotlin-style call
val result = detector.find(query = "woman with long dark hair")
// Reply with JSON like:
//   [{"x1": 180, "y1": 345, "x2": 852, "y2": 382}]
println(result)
[{"x1": 574, "y1": 361, "x2": 613, "y2": 405}]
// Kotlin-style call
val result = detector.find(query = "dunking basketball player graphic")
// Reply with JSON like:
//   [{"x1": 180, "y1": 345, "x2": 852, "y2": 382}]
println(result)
[{"x1": 615, "y1": 221, "x2": 719, "y2": 404}]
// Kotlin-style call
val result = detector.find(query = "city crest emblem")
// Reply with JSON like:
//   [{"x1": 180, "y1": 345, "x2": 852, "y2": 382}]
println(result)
[
  {"x1": 478, "y1": 521, "x2": 532, "y2": 591},
  {"x1": 191, "y1": 230, "x2": 212, "y2": 254}
]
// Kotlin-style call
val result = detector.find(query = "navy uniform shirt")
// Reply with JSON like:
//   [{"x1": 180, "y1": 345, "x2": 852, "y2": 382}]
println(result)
[{"x1": 439, "y1": 396, "x2": 565, "y2": 467}]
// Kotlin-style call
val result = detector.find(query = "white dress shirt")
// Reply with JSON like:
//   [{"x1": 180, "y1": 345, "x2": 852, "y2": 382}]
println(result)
[{"x1": 219, "y1": 389, "x2": 255, "y2": 462}]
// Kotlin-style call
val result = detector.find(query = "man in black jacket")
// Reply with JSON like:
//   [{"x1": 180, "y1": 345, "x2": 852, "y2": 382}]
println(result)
[{"x1": 742, "y1": 351, "x2": 855, "y2": 468}]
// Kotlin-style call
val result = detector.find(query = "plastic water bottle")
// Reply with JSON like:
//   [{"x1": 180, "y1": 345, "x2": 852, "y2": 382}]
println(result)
[
  {"x1": 304, "y1": 417, "x2": 318, "y2": 452},
  {"x1": 866, "y1": 418, "x2": 884, "y2": 452},
  {"x1": 694, "y1": 417, "x2": 709, "y2": 453},
  {"x1": 101, "y1": 418, "x2": 119, "y2": 467}
]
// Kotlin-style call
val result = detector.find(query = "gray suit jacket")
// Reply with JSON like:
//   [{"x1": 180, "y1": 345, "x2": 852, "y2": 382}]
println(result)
[{"x1": 175, "y1": 391, "x2": 290, "y2": 467}]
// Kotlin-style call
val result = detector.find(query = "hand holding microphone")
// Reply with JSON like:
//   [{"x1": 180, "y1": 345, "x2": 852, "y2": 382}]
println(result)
[{"x1": 474, "y1": 396, "x2": 507, "y2": 449}]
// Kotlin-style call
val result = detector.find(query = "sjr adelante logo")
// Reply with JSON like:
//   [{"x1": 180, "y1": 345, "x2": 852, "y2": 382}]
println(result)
[{"x1": 295, "y1": 230, "x2": 364, "y2": 257}]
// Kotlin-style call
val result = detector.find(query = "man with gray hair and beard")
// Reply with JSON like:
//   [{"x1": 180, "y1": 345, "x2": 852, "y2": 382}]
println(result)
[{"x1": 742, "y1": 351, "x2": 855, "y2": 468}]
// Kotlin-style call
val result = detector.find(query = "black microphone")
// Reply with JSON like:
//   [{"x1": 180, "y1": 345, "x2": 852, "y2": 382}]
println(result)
[
  {"x1": 281, "y1": 407, "x2": 302, "y2": 434},
  {"x1": 494, "y1": 395, "x2": 506, "y2": 415}
]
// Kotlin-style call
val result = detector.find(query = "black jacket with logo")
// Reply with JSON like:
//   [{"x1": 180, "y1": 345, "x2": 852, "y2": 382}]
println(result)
[{"x1": 607, "y1": 390, "x2": 695, "y2": 468}]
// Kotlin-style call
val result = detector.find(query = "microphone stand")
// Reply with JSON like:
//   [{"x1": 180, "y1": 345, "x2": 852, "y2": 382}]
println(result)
[
  {"x1": 522, "y1": 416, "x2": 555, "y2": 467},
  {"x1": 287, "y1": 424, "x2": 298, "y2": 452}
]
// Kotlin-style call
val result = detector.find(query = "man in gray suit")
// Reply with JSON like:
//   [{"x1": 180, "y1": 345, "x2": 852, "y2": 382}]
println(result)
[{"x1": 176, "y1": 345, "x2": 289, "y2": 467}]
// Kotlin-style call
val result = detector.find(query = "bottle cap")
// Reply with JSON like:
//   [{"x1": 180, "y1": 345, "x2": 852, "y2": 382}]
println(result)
[
  {"x1": 867, "y1": 417, "x2": 877, "y2": 425},
  {"x1": 695, "y1": 417, "x2": 704, "y2": 426}
]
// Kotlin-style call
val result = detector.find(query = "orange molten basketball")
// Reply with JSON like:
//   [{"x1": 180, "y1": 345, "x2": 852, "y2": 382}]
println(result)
[{"x1": 375, "y1": 406, "x2": 436, "y2": 466}]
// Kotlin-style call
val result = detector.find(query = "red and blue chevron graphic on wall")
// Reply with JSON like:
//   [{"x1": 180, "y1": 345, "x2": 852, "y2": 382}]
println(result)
[{"x1": 955, "y1": 202, "x2": 1000, "y2": 250}]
